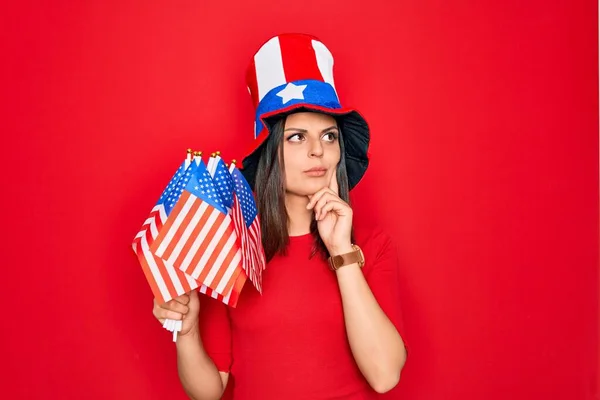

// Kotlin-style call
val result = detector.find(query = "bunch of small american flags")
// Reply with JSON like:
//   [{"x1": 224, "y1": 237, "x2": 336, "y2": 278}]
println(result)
[{"x1": 132, "y1": 150, "x2": 266, "y2": 341}]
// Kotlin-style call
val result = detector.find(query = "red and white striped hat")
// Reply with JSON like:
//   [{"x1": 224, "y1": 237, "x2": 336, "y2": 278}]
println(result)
[{"x1": 240, "y1": 33, "x2": 370, "y2": 190}]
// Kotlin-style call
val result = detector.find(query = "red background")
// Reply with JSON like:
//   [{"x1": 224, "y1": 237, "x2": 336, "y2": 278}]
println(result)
[{"x1": 2, "y1": 1, "x2": 598, "y2": 399}]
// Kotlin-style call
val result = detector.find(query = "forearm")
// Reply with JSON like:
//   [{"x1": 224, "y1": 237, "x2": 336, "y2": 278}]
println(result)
[
  {"x1": 336, "y1": 262, "x2": 406, "y2": 393},
  {"x1": 176, "y1": 328, "x2": 225, "y2": 400}
]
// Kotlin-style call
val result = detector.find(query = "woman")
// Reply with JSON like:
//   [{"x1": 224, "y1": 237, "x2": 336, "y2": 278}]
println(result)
[{"x1": 153, "y1": 33, "x2": 408, "y2": 399}]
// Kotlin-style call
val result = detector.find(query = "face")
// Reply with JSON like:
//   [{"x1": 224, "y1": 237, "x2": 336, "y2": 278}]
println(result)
[{"x1": 281, "y1": 112, "x2": 341, "y2": 196}]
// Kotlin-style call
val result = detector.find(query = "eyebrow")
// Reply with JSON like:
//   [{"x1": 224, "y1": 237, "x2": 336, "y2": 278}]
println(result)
[{"x1": 283, "y1": 125, "x2": 339, "y2": 133}]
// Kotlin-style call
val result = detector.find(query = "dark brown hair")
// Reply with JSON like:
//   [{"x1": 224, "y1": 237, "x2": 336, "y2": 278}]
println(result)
[{"x1": 254, "y1": 111, "x2": 354, "y2": 262}]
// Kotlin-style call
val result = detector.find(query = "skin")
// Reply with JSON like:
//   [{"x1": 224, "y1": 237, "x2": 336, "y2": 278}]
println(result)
[{"x1": 152, "y1": 112, "x2": 406, "y2": 399}]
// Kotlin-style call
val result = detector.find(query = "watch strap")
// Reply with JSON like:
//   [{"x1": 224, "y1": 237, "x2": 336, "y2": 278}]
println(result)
[{"x1": 328, "y1": 244, "x2": 364, "y2": 271}]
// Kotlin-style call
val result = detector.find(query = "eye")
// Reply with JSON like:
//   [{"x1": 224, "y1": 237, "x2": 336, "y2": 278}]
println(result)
[
  {"x1": 286, "y1": 133, "x2": 305, "y2": 142},
  {"x1": 322, "y1": 132, "x2": 338, "y2": 142}
]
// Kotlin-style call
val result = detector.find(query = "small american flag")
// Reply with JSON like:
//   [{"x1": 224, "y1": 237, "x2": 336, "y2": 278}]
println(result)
[
  {"x1": 230, "y1": 163, "x2": 266, "y2": 292},
  {"x1": 208, "y1": 155, "x2": 234, "y2": 209},
  {"x1": 197, "y1": 154, "x2": 247, "y2": 307},
  {"x1": 132, "y1": 155, "x2": 200, "y2": 305},
  {"x1": 150, "y1": 157, "x2": 243, "y2": 297}
]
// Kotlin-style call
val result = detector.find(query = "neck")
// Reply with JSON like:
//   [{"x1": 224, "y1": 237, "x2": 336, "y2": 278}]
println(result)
[{"x1": 285, "y1": 192, "x2": 313, "y2": 236}]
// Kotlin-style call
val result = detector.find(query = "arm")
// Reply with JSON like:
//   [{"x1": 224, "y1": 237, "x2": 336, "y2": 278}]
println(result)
[
  {"x1": 334, "y1": 239, "x2": 407, "y2": 394},
  {"x1": 308, "y1": 177, "x2": 407, "y2": 393},
  {"x1": 176, "y1": 328, "x2": 229, "y2": 400},
  {"x1": 154, "y1": 291, "x2": 232, "y2": 400}
]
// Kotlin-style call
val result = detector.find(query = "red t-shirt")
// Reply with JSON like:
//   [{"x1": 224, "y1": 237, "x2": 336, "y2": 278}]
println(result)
[{"x1": 199, "y1": 226, "x2": 407, "y2": 399}]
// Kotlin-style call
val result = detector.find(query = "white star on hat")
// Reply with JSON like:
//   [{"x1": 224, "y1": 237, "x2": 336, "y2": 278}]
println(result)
[{"x1": 276, "y1": 82, "x2": 307, "y2": 104}]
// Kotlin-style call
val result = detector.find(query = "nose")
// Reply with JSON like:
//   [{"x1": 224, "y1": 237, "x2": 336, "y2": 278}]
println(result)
[{"x1": 308, "y1": 138, "x2": 324, "y2": 158}]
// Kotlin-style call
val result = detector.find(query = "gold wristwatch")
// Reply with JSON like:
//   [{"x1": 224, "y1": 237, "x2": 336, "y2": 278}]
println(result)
[{"x1": 327, "y1": 244, "x2": 365, "y2": 271}]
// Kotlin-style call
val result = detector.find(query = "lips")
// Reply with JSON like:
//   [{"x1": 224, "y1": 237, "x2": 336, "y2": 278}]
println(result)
[
  {"x1": 304, "y1": 167, "x2": 327, "y2": 177},
  {"x1": 305, "y1": 167, "x2": 327, "y2": 173}
]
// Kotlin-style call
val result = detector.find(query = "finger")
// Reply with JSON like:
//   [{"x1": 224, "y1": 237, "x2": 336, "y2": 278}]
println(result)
[
  {"x1": 307, "y1": 187, "x2": 338, "y2": 210},
  {"x1": 313, "y1": 192, "x2": 344, "y2": 219},
  {"x1": 317, "y1": 200, "x2": 351, "y2": 220},
  {"x1": 329, "y1": 170, "x2": 339, "y2": 195},
  {"x1": 173, "y1": 294, "x2": 190, "y2": 305},
  {"x1": 153, "y1": 305, "x2": 185, "y2": 322},
  {"x1": 318, "y1": 201, "x2": 346, "y2": 220},
  {"x1": 160, "y1": 300, "x2": 189, "y2": 315},
  {"x1": 306, "y1": 188, "x2": 328, "y2": 209},
  {"x1": 157, "y1": 310, "x2": 185, "y2": 321}
]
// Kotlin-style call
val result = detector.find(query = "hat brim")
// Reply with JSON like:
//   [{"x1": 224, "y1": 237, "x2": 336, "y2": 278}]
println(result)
[{"x1": 240, "y1": 104, "x2": 370, "y2": 191}]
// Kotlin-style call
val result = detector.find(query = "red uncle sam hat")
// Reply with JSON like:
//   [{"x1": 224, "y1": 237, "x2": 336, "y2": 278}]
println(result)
[{"x1": 240, "y1": 33, "x2": 370, "y2": 190}]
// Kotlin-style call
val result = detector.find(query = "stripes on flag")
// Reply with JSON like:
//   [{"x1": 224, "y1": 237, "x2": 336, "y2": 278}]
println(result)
[
  {"x1": 132, "y1": 202, "x2": 200, "y2": 305},
  {"x1": 132, "y1": 153, "x2": 257, "y2": 308},
  {"x1": 248, "y1": 214, "x2": 267, "y2": 271},
  {"x1": 150, "y1": 160, "x2": 242, "y2": 297},
  {"x1": 204, "y1": 155, "x2": 247, "y2": 301},
  {"x1": 135, "y1": 231, "x2": 199, "y2": 305},
  {"x1": 200, "y1": 272, "x2": 246, "y2": 308},
  {"x1": 229, "y1": 163, "x2": 266, "y2": 292},
  {"x1": 151, "y1": 191, "x2": 242, "y2": 296},
  {"x1": 232, "y1": 190, "x2": 260, "y2": 293},
  {"x1": 131, "y1": 156, "x2": 201, "y2": 304}
]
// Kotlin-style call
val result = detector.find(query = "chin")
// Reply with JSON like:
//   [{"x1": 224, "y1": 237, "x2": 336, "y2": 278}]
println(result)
[{"x1": 287, "y1": 181, "x2": 326, "y2": 196}]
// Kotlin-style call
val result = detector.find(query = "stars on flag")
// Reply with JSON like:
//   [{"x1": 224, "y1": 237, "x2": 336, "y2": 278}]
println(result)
[
  {"x1": 134, "y1": 151, "x2": 264, "y2": 312},
  {"x1": 231, "y1": 168, "x2": 258, "y2": 227},
  {"x1": 166, "y1": 166, "x2": 196, "y2": 213}
]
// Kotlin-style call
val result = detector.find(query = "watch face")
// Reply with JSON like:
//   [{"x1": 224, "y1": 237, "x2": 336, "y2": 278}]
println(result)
[{"x1": 354, "y1": 246, "x2": 364, "y2": 265}]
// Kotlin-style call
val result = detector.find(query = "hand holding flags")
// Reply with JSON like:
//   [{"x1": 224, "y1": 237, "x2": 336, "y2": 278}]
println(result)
[{"x1": 132, "y1": 150, "x2": 266, "y2": 341}]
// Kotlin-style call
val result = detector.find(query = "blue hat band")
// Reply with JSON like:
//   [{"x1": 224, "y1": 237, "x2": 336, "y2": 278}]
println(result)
[{"x1": 255, "y1": 80, "x2": 341, "y2": 138}]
